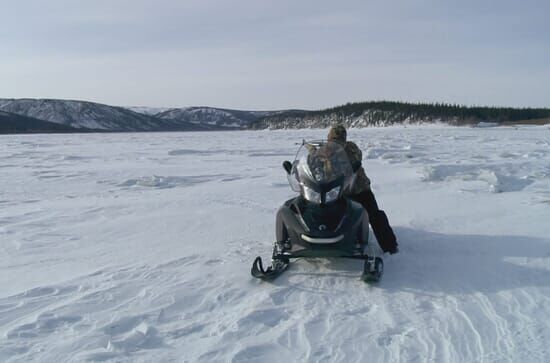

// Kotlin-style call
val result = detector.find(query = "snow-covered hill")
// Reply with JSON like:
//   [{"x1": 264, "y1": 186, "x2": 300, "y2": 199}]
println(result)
[
  {"x1": 0, "y1": 99, "x2": 206, "y2": 132},
  {"x1": 1, "y1": 126, "x2": 550, "y2": 362},
  {"x1": 125, "y1": 106, "x2": 173, "y2": 116},
  {"x1": 0, "y1": 111, "x2": 85, "y2": 134},
  {"x1": 251, "y1": 109, "x2": 460, "y2": 129},
  {"x1": 155, "y1": 107, "x2": 286, "y2": 128},
  {"x1": 250, "y1": 102, "x2": 550, "y2": 129}
]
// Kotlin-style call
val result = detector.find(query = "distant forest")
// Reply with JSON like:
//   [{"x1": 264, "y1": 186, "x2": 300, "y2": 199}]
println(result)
[
  {"x1": 313, "y1": 101, "x2": 550, "y2": 123},
  {"x1": 328, "y1": 101, "x2": 550, "y2": 122},
  {"x1": 256, "y1": 101, "x2": 550, "y2": 126}
]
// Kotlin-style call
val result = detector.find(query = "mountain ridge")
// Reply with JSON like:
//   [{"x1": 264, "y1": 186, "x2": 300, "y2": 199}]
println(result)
[
  {"x1": 154, "y1": 106, "x2": 297, "y2": 128},
  {"x1": 0, "y1": 98, "x2": 208, "y2": 132},
  {"x1": 0, "y1": 110, "x2": 94, "y2": 134},
  {"x1": 1, "y1": 98, "x2": 549, "y2": 134}
]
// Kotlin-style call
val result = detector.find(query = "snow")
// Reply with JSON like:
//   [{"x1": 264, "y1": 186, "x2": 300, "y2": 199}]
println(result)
[
  {"x1": 1, "y1": 125, "x2": 549, "y2": 362},
  {"x1": 125, "y1": 106, "x2": 174, "y2": 116},
  {"x1": 476, "y1": 122, "x2": 500, "y2": 128}
]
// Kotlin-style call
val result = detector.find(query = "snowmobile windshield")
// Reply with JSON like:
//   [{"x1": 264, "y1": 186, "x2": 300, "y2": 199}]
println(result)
[{"x1": 288, "y1": 140, "x2": 354, "y2": 204}]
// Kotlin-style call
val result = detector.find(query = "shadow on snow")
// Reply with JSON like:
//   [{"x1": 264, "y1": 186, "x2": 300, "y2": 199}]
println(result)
[{"x1": 271, "y1": 226, "x2": 550, "y2": 295}]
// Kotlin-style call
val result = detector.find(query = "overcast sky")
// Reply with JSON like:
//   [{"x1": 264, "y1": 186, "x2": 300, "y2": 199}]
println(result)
[{"x1": 1, "y1": 0, "x2": 548, "y2": 110}]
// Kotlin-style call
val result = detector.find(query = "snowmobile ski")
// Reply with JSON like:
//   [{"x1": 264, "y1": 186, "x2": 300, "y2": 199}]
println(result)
[
  {"x1": 361, "y1": 256, "x2": 384, "y2": 282},
  {"x1": 251, "y1": 256, "x2": 289, "y2": 280}
]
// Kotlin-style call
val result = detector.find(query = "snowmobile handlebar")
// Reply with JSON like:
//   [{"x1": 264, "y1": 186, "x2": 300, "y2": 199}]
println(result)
[{"x1": 283, "y1": 160, "x2": 292, "y2": 175}]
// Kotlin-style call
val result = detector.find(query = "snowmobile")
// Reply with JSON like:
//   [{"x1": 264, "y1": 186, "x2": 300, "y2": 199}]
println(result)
[{"x1": 251, "y1": 140, "x2": 384, "y2": 282}]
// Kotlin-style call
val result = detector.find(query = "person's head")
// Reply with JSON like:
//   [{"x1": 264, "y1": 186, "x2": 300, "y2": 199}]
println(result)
[{"x1": 327, "y1": 125, "x2": 347, "y2": 144}]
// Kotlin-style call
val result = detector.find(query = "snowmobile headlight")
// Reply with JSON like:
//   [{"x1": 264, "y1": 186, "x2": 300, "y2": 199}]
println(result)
[
  {"x1": 303, "y1": 185, "x2": 321, "y2": 204},
  {"x1": 325, "y1": 186, "x2": 341, "y2": 203}
]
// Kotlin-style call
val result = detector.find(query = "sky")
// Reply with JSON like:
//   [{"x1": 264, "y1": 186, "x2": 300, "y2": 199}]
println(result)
[{"x1": 1, "y1": 0, "x2": 549, "y2": 110}]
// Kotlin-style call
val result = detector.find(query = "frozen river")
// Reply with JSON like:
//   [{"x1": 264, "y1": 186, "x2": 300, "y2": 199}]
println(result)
[{"x1": 1, "y1": 125, "x2": 550, "y2": 362}]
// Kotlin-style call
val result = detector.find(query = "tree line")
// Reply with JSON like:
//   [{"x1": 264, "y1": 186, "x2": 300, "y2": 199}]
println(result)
[{"x1": 310, "y1": 101, "x2": 550, "y2": 123}]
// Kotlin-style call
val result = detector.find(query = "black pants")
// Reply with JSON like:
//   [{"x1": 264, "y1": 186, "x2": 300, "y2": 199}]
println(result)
[{"x1": 350, "y1": 190, "x2": 398, "y2": 253}]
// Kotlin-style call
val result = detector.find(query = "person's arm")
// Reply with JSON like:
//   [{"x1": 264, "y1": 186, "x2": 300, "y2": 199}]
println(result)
[
  {"x1": 345, "y1": 142, "x2": 363, "y2": 172},
  {"x1": 346, "y1": 141, "x2": 372, "y2": 193}
]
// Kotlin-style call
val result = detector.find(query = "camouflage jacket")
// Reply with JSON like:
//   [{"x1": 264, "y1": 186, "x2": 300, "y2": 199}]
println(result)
[{"x1": 343, "y1": 141, "x2": 371, "y2": 195}]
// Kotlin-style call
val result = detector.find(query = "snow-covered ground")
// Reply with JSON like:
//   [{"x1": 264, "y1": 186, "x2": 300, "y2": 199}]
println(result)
[{"x1": 1, "y1": 125, "x2": 549, "y2": 362}]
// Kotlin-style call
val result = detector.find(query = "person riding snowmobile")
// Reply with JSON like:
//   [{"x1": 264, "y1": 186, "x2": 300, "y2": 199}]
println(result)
[{"x1": 327, "y1": 125, "x2": 399, "y2": 254}]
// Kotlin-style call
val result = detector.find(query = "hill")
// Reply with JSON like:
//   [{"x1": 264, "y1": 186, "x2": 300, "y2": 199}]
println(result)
[
  {"x1": 250, "y1": 101, "x2": 550, "y2": 129},
  {"x1": 0, "y1": 99, "x2": 208, "y2": 132},
  {"x1": 0, "y1": 110, "x2": 91, "y2": 134}
]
